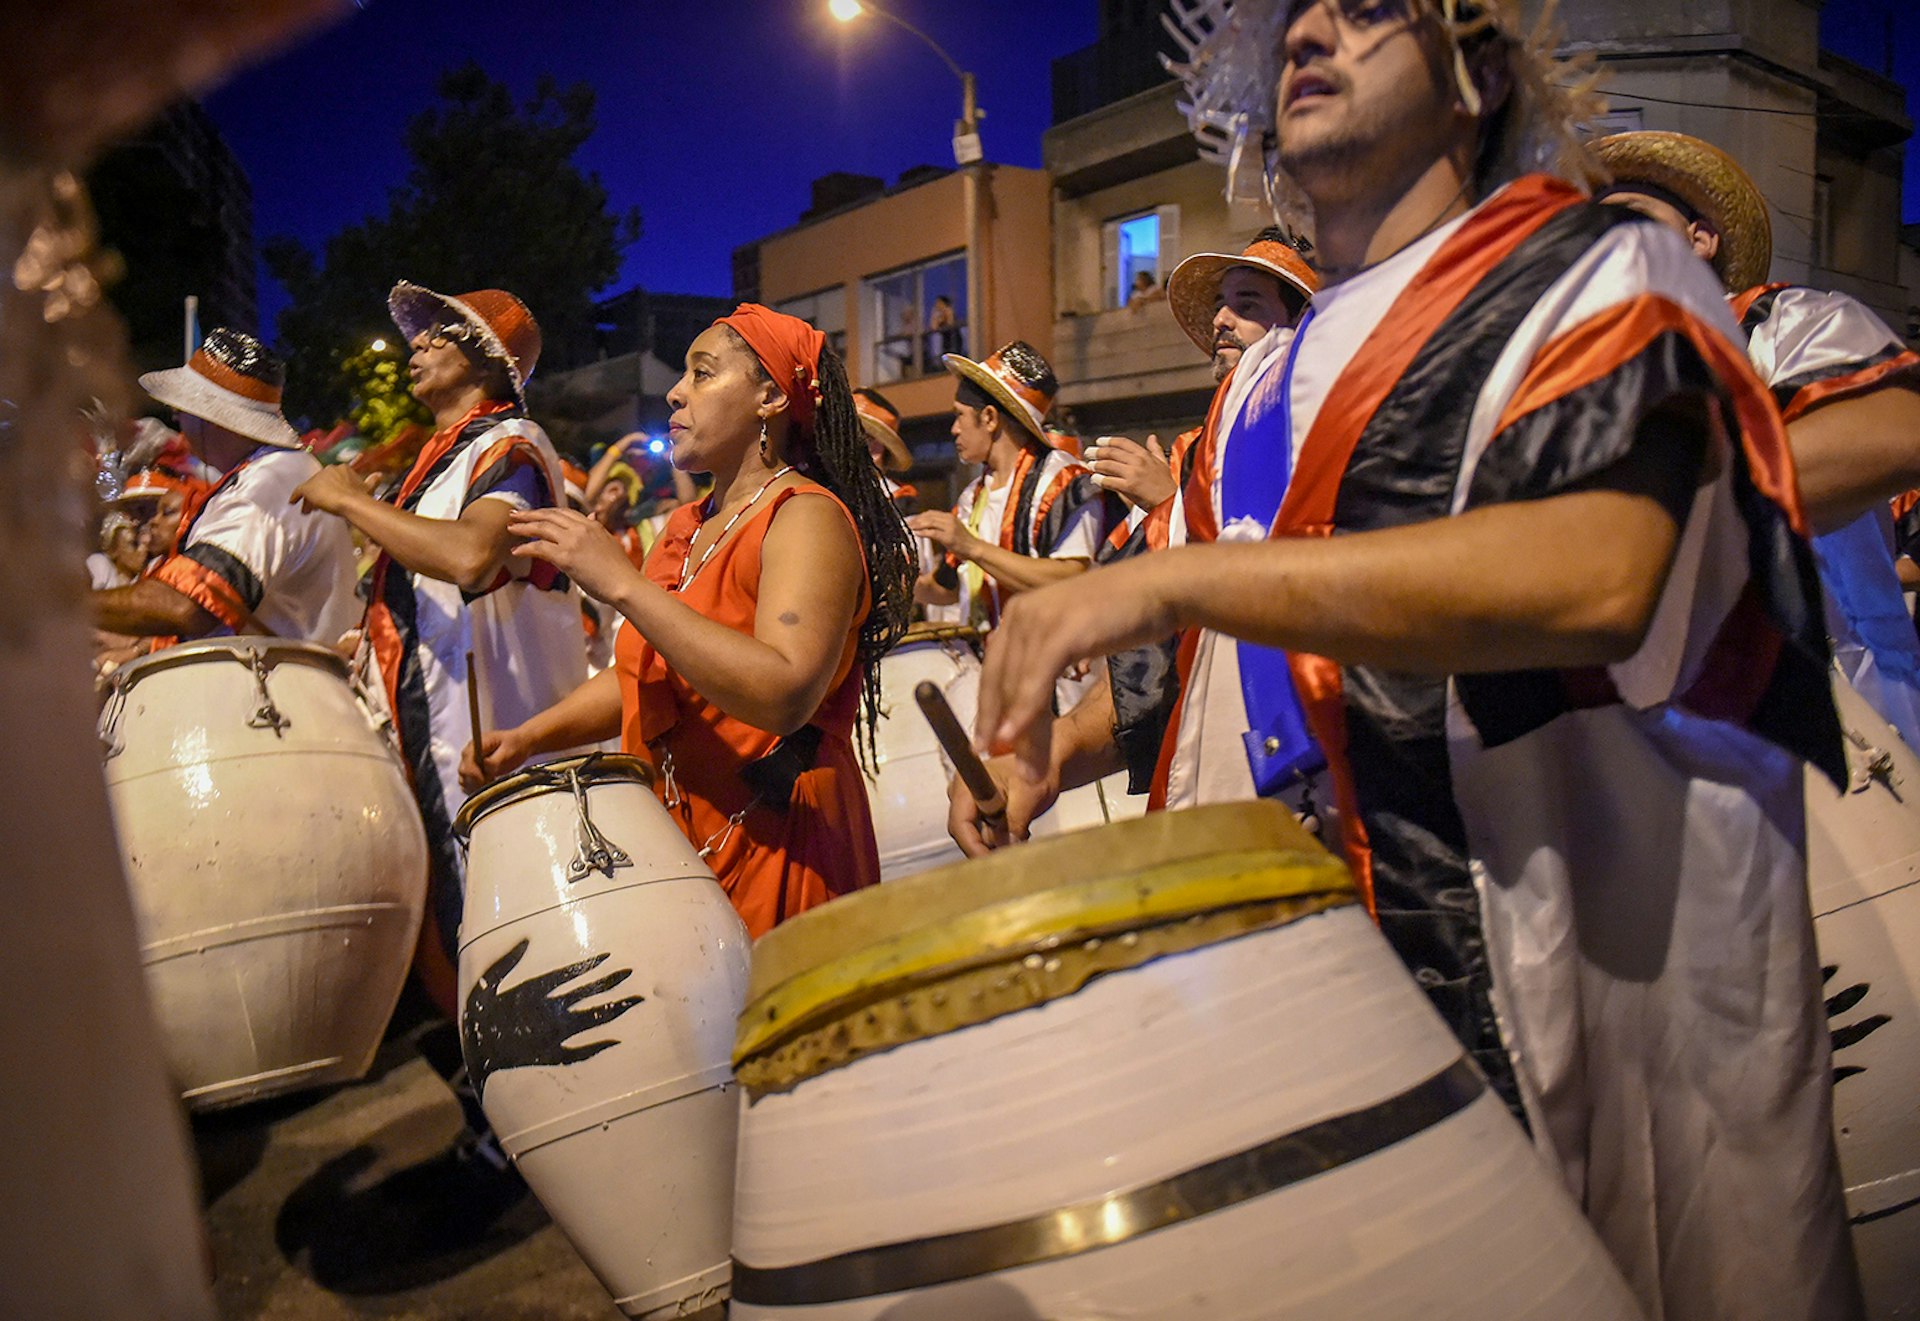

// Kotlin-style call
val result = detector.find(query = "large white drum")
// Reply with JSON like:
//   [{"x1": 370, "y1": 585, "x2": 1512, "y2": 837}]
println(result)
[
  {"x1": 729, "y1": 803, "x2": 1642, "y2": 1319},
  {"x1": 870, "y1": 624, "x2": 1142, "y2": 880},
  {"x1": 456, "y1": 753, "x2": 750, "y2": 1320},
  {"x1": 101, "y1": 636, "x2": 427, "y2": 1111},
  {"x1": 1805, "y1": 674, "x2": 1920, "y2": 1320}
]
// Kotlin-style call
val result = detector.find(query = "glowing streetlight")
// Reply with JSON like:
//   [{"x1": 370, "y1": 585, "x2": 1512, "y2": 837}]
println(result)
[
  {"x1": 369, "y1": 338, "x2": 388, "y2": 352},
  {"x1": 830, "y1": 0, "x2": 990, "y2": 351}
]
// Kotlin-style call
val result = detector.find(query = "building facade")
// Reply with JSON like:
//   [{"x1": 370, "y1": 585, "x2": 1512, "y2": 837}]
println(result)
[
  {"x1": 739, "y1": 164, "x2": 1054, "y2": 490},
  {"x1": 1563, "y1": 0, "x2": 1912, "y2": 324},
  {"x1": 88, "y1": 100, "x2": 256, "y2": 374},
  {"x1": 526, "y1": 286, "x2": 734, "y2": 458}
]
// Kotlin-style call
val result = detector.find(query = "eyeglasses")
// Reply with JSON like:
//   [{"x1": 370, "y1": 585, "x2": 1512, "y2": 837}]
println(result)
[{"x1": 420, "y1": 323, "x2": 479, "y2": 351}]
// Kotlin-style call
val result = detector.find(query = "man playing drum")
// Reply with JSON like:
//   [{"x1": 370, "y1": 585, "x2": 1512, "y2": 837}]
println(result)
[
  {"x1": 950, "y1": 231, "x2": 1317, "y2": 834},
  {"x1": 963, "y1": 0, "x2": 1861, "y2": 1315},
  {"x1": 90, "y1": 328, "x2": 357, "y2": 650},
  {"x1": 1595, "y1": 130, "x2": 1920, "y2": 748},
  {"x1": 290, "y1": 283, "x2": 586, "y2": 1055},
  {"x1": 908, "y1": 343, "x2": 1113, "y2": 630}
]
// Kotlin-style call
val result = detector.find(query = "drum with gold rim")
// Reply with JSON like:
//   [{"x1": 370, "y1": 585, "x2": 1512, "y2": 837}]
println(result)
[
  {"x1": 455, "y1": 752, "x2": 749, "y2": 1320},
  {"x1": 100, "y1": 635, "x2": 427, "y2": 1111},
  {"x1": 729, "y1": 803, "x2": 1641, "y2": 1318}
]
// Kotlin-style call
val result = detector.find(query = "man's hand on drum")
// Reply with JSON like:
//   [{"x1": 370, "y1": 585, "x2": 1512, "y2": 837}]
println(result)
[
  {"x1": 907, "y1": 509, "x2": 984, "y2": 563},
  {"x1": 460, "y1": 727, "x2": 531, "y2": 792},
  {"x1": 288, "y1": 463, "x2": 380, "y2": 516},
  {"x1": 509, "y1": 507, "x2": 638, "y2": 605},
  {"x1": 948, "y1": 751, "x2": 1061, "y2": 857},
  {"x1": 976, "y1": 556, "x2": 1180, "y2": 779},
  {"x1": 1088, "y1": 435, "x2": 1175, "y2": 513}
]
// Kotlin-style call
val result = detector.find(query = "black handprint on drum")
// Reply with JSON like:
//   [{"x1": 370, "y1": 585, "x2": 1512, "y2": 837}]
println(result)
[
  {"x1": 461, "y1": 938, "x2": 645, "y2": 1101},
  {"x1": 1824, "y1": 962, "x2": 1891, "y2": 1086}
]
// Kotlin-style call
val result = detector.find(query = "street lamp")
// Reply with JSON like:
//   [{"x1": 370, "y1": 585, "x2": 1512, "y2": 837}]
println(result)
[{"x1": 831, "y1": 0, "x2": 990, "y2": 354}]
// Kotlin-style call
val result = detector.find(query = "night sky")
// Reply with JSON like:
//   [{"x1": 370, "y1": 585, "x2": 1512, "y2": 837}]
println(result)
[
  {"x1": 206, "y1": 0, "x2": 1918, "y2": 337},
  {"x1": 205, "y1": 0, "x2": 1100, "y2": 326}
]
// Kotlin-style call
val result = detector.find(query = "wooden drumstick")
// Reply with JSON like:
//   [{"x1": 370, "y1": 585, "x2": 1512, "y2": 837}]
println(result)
[
  {"x1": 465, "y1": 650, "x2": 488, "y2": 785},
  {"x1": 914, "y1": 681, "x2": 1006, "y2": 823}
]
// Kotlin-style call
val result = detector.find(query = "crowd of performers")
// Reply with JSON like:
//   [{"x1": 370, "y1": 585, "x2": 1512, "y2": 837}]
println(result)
[{"x1": 77, "y1": 0, "x2": 1920, "y2": 1315}]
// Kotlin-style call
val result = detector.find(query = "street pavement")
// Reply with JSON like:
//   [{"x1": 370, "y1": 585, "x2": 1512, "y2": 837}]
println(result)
[{"x1": 192, "y1": 1008, "x2": 627, "y2": 1320}]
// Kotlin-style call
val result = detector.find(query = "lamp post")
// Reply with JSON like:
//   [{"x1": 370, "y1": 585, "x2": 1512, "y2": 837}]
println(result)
[{"x1": 830, "y1": 0, "x2": 990, "y2": 361}]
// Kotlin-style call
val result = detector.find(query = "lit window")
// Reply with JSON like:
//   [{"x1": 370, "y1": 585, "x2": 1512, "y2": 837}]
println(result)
[
  {"x1": 1102, "y1": 206, "x2": 1179, "y2": 310},
  {"x1": 864, "y1": 252, "x2": 967, "y2": 385}
]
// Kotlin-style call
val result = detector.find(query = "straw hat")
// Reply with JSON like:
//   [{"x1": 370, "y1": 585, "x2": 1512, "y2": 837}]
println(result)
[
  {"x1": 1592, "y1": 131, "x2": 1774, "y2": 293},
  {"x1": 943, "y1": 341, "x2": 1057, "y2": 444},
  {"x1": 105, "y1": 467, "x2": 172, "y2": 507},
  {"x1": 388, "y1": 282, "x2": 543, "y2": 406},
  {"x1": 1166, "y1": 235, "x2": 1318, "y2": 354},
  {"x1": 854, "y1": 388, "x2": 911, "y2": 472},
  {"x1": 139, "y1": 327, "x2": 301, "y2": 449}
]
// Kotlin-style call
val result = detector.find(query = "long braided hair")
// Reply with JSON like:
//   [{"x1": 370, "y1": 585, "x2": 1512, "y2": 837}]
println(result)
[{"x1": 727, "y1": 330, "x2": 915, "y2": 770}]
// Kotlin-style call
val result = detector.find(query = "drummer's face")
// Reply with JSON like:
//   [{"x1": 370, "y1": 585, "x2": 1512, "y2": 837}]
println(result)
[
  {"x1": 950, "y1": 402, "x2": 993, "y2": 465},
  {"x1": 665, "y1": 326, "x2": 773, "y2": 473}
]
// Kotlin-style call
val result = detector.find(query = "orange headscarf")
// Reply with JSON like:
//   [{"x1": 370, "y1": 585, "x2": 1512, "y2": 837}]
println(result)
[{"x1": 717, "y1": 303, "x2": 826, "y2": 438}]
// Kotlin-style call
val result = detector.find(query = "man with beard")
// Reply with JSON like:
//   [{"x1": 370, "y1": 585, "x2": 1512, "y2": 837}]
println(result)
[
  {"x1": 1088, "y1": 228, "x2": 1317, "y2": 544},
  {"x1": 961, "y1": 0, "x2": 1861, "y2": 1313},
  {"x1": 953, "y1": 231, "x2": 1317, "y2": 828}
]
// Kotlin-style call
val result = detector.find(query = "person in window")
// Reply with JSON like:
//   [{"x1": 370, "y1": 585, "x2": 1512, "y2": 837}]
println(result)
[
  {"x1": 926, "y1": 293, "x2": 959, "y2": 359},
  {"x1": 462, "y1": 305, "x2": 916, "y2": 939},
  {"x1": 1127, "y1": 269, "x2": 1166, "y2": 311}
]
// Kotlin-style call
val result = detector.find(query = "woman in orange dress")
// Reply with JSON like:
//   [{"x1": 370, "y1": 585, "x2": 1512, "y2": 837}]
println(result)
[{"x1": 463, "y1": 305, "x2": 914, "y2": 936}]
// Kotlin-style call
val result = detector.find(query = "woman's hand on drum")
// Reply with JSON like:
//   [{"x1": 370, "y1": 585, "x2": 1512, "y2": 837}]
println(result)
[
  {"x1": 461, "y1": 728, "x2": 530, "y2": 792},
  {"x1": 509, "y1": 507, "x2": 638, "y2": 605},
  {"x1": 948, "y1": 752, "x2": 1060, "y2": 857}
]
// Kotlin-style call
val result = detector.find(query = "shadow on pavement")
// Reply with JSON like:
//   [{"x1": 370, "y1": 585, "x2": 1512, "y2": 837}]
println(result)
[{"x1": 275, "y1": 1123, "x2": 549, "y2": 1295}]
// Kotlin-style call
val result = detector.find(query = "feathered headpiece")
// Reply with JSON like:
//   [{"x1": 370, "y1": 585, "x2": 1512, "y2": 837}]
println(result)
[{"x1": 1160, "y1": 0, "x2": 1606, "y2": 239}]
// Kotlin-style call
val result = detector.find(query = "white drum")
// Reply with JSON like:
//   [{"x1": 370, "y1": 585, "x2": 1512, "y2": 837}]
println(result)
[
  {"x1": 1805, "y1": 674, "x2": 1920, "y2": 1319},
  {"x1": 730, "y1": 803, "x2": 1642, "y2": 1319},
  {"x1": 456, "y1": 753, "x2": 750, "y2": 1320},
  {"x1": 871, "y1": 624, "x2": 1141, "y2": 880},
  {"x1": 101, "y1": 636, "x2": 428, "y2": 1111}
]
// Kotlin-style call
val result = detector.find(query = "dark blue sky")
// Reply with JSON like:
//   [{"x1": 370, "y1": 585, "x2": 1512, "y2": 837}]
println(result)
[
  {"x1": 207, "y1": 0, "x2": 1100, "y2": 320},
  {"x1": 207, "y1": 0, "x2": 1916, "y2": 332}
]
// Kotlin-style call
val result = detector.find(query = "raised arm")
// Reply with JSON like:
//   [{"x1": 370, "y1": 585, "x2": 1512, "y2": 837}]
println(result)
[
  {"x1": 290, "y1": 464, "x2": 518, "y2": 593},
  {"x1": 977, "y1": 428, "x2": 1700, "y2": 767},
  {"x1": 1786, "y1": 385, "x2": 1920, "y2": 534},
  {"x1": 511, "y1": 492, "x2": 865, "y2": 736}
]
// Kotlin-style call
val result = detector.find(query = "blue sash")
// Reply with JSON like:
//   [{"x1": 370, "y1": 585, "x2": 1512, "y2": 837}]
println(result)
[{"x1": 1220, "y1": 313, "x2": 1325, "y2": 794}]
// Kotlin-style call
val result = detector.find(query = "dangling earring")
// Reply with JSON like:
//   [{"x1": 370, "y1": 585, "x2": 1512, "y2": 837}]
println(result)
[{"x1": 758, "y1": 418, "x2": 771, "y2": 464}]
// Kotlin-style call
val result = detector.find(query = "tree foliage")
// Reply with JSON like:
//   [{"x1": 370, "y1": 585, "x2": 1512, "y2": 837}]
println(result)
[
  {"x1": 342, "y1": 345, "x2": 429, "y2": 444},
  {"x1": 265, "y1": 64, "x2": 641, "y2": 427}
]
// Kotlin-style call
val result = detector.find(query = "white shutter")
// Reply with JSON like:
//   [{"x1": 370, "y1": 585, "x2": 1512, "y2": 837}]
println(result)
[
  {"x1": 1156, "y1": 204, "x2": 1182, "y2": 280},
  {"x1": 1101, "y1": 218, "x2": 1122, "y2": 310}
]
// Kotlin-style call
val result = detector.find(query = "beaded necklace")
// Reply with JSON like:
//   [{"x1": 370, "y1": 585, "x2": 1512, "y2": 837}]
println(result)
[{"x1": 677, "y1": 465, "x2": 794, "y2": 591}]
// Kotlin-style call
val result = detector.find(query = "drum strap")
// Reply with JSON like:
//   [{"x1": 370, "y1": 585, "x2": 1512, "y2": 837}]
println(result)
[{"x1": 731, "y1": 1055, "x2": 1485, "y2": 1305}]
